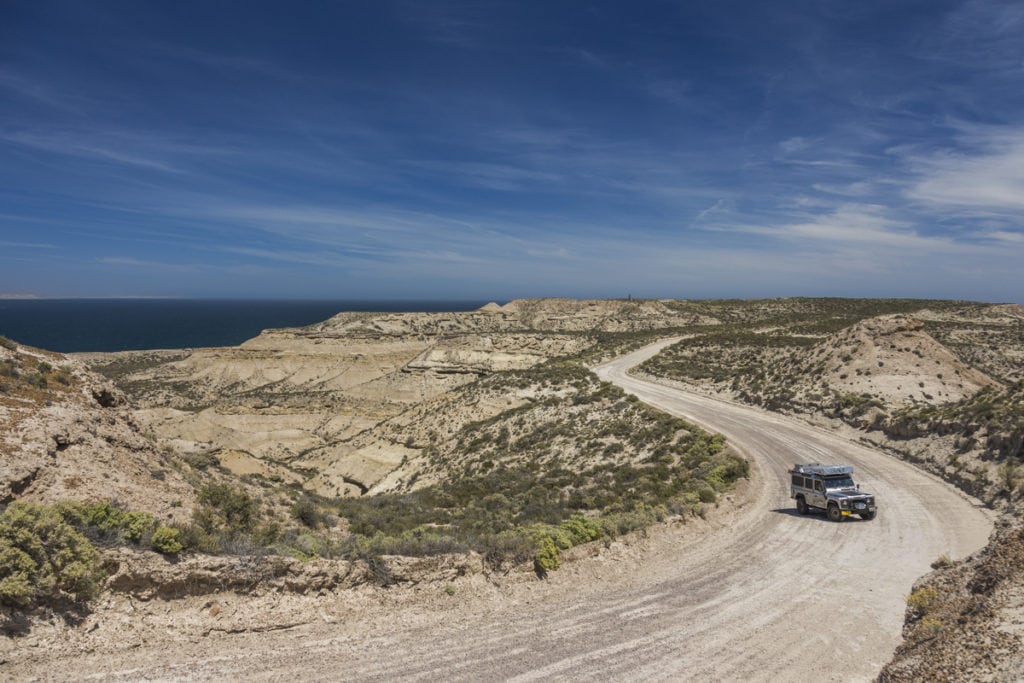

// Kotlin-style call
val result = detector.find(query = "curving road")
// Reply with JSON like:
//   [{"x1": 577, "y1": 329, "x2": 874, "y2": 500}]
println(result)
[
  {"x1": 10, "y1": 342, "x2": 994, "y2": 681},
  {"x1": 591, "y1": 341, "x2": 993, "y2": 680}
]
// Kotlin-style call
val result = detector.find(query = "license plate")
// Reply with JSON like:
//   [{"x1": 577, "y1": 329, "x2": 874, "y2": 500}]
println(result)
[
  {"x1": 856, "y1": 503, "x2": 866, "y2": 510},
  {"x1": 841, "y1": 510, "x2": 851, "y2": 516}
]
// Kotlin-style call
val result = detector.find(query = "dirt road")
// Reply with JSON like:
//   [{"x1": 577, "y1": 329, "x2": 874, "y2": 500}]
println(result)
[{"x1": 7, "y1": 342, "x2": 993, "y2": 681}]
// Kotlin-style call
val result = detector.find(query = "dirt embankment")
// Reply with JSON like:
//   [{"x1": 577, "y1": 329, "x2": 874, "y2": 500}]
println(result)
[
  {"x1": 0, "y1": 487, "x2": 752, "y2": 676},
  {"x1": 879, "y1": 517, "x2": 1024, "y2": 682}
]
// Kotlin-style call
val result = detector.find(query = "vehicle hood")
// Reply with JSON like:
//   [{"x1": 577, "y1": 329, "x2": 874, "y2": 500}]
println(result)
[{"x1": 827, "y1": 490, "x2": 873, "y2": 500}]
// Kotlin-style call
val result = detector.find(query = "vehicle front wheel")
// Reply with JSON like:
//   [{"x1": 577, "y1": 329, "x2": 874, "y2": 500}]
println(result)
[
  {"x1": 860, "y1": 511, "x2": 876, "y2": 521},
  {"x1": 827, "y1": 504, "x2": 843, "y2": 522},
  {"x1": 796, "y1": 497, "x2": 808, "y2": 515}
]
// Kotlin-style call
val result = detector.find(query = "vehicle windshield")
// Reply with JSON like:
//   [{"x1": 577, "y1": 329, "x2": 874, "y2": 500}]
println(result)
[{"x1": 824, "y1": 476, "x2": 855, "y2": 489}]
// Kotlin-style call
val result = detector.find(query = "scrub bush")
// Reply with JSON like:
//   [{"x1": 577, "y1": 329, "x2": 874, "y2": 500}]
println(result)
[
  {"x1": 906, "y1": 587, "x2": 939, "y2": 615},
  {"x1": 0, "y1": 502, "x2": 103, "y2": 609},
  {"x1": 56, "y1": 501, "x2": 157, "y2": 546},
  {"x1": 560, "y1": 514, "x2": 603, "y2": 545},
  {"x1": 150, "y1": 525, "x2": 184, "y2": 555},
  {"x1": 534, "y1": 536, "x2": 561, "y2": 573}
]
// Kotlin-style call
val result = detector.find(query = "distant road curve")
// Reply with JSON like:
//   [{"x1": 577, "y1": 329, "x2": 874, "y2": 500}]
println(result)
[{"x1": 16, "y1": 341, "x2": 993, "y2": 681}]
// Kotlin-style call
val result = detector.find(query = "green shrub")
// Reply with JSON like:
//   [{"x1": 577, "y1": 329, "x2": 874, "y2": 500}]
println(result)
[
  {"x1": 919, "y1": 616, "x2": 944, "y2": 637},
  {"x1": 0, "y1": 502, "x2": 103, "y2": 608},
  {"x1": 150, "y1": 526, "x2": 184, "y2": 555},
  {"x1": 534, "y1": 536, "x2": 561, "y2": 572},
  {"x1": 121, "y1": 511, "x2": 156, "y2": 543},
  {"x1": 173, "y1": 523, "x2": 218, "y2": 554},
  {"x1": 287, "y1": 532, "x2": 331, "y2": 560},
  {"x1": 526, "y1": 523, "x2": 574, "y2": 551},
  {"x1": 56, "y1": 501, "x2": 157, "y2": 546},
  {"x1": 906, "y1": 587, "x2": 939, "y2": 615},
  {"x1": 560, "y1": 514, "x2": 603, "y2": 545},
  {"x1": 0, "y1": 336, "x2": 16, "y2": 351},
  {"x1": 600, "y1": 505, "x2": 665, "y2": 537}
]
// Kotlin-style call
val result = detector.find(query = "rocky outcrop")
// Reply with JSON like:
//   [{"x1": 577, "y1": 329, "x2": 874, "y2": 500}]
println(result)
[
  {"x1": 404, "y1": 334, "x2": 592, "y2": 375},
  {"x1": 1, "y1": 342, "x2": 197, "y2": 519}
]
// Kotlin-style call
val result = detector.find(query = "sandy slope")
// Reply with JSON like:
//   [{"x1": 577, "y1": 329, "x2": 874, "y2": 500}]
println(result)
[{"x1": 5, "y1": 341, "x2": 993, "y2": 681}]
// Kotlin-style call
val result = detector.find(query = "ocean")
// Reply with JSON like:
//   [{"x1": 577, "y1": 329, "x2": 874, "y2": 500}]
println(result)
[{"x1": 0, "y1": 299, "x2": 487, "y2": 353}]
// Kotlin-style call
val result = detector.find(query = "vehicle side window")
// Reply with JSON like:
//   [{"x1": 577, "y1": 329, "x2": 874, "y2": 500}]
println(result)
[
  {"x1": 792, "y1": 475, "x2": 802, "y2": 486},
  {"x1": 814, "y1": 479, "x2": 823, "y2": 492}
]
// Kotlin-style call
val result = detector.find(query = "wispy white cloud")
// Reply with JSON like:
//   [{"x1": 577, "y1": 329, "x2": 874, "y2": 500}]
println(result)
[
  {"x1": 705, "y1": 203, "x2": 982, "y2": 254},
  {"x1": 402, "y1": 159, "x2": 562, "y2": 191},
  {"x1": 777, "y1": 206, "x2": 960, "y2": 250},
  {"x1": 810, "y1": 181, "x2": 876, "y2": 197},
  {"x1": 903, "y1": 126, "x2": 1024, "y2": 218},
  {"x1": 94, "y1": 256, "x2": 200, "y2": 271},
  {"x1": 0, "y1": 70, "x2": 92, "y2": 112},
  {"x1": 983, "y1": 230, "x2": 1024, "y2": 244},
  {"x1": 778, "y1": 136, "x2": 814, "y2": 154},
  {"x1": 1, "y1": 130, "x2": 184, "y2": 173},
  {"x1": 694, "y1": 199, "x2": 732, "y2": 223},
  {"x1": 0, "y1": 240, "x2": 54, "y2": 248}
]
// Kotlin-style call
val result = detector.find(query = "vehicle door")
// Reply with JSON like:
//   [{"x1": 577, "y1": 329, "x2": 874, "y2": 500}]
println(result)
[{"x1": 811, "y1": 478, "x2": 825, "y2": 507}]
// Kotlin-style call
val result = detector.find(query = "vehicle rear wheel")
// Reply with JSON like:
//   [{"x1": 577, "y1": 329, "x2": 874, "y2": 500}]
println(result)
[
  {"x1": 796, "y1": 496, "x2": 808, "y2": 515},
  {"x1": 827, "y1": 504, "x2": 843, "y2": 522},
  {"x1": 860, "y1": 511, "x2": 876, "y2": 521}
]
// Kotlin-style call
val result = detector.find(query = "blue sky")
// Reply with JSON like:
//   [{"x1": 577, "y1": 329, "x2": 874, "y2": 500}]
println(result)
[{"x1": 1, "y1": 1, "x2": 1022, "y2": 301}]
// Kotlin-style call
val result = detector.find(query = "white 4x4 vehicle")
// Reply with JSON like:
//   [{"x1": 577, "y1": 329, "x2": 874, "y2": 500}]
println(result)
[{"x1": 789, "y1": 463, "x2": 877, "y2": 521}]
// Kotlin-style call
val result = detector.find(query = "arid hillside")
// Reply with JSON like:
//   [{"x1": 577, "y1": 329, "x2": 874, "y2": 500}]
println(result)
[
  {"x1": 1, "y1": 337, "x2": 196, "y2": 519},
  {"x1": 82, "y1": 299, "x2": 700, "y2": 494},
  {"x1": 4, "y1": 297, "x2": 1022, "y2": 680}
]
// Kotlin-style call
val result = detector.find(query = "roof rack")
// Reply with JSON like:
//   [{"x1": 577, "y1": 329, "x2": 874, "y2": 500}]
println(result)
[{"x1": 790, "y1": 463, "x2": 854, "y2": 476}]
